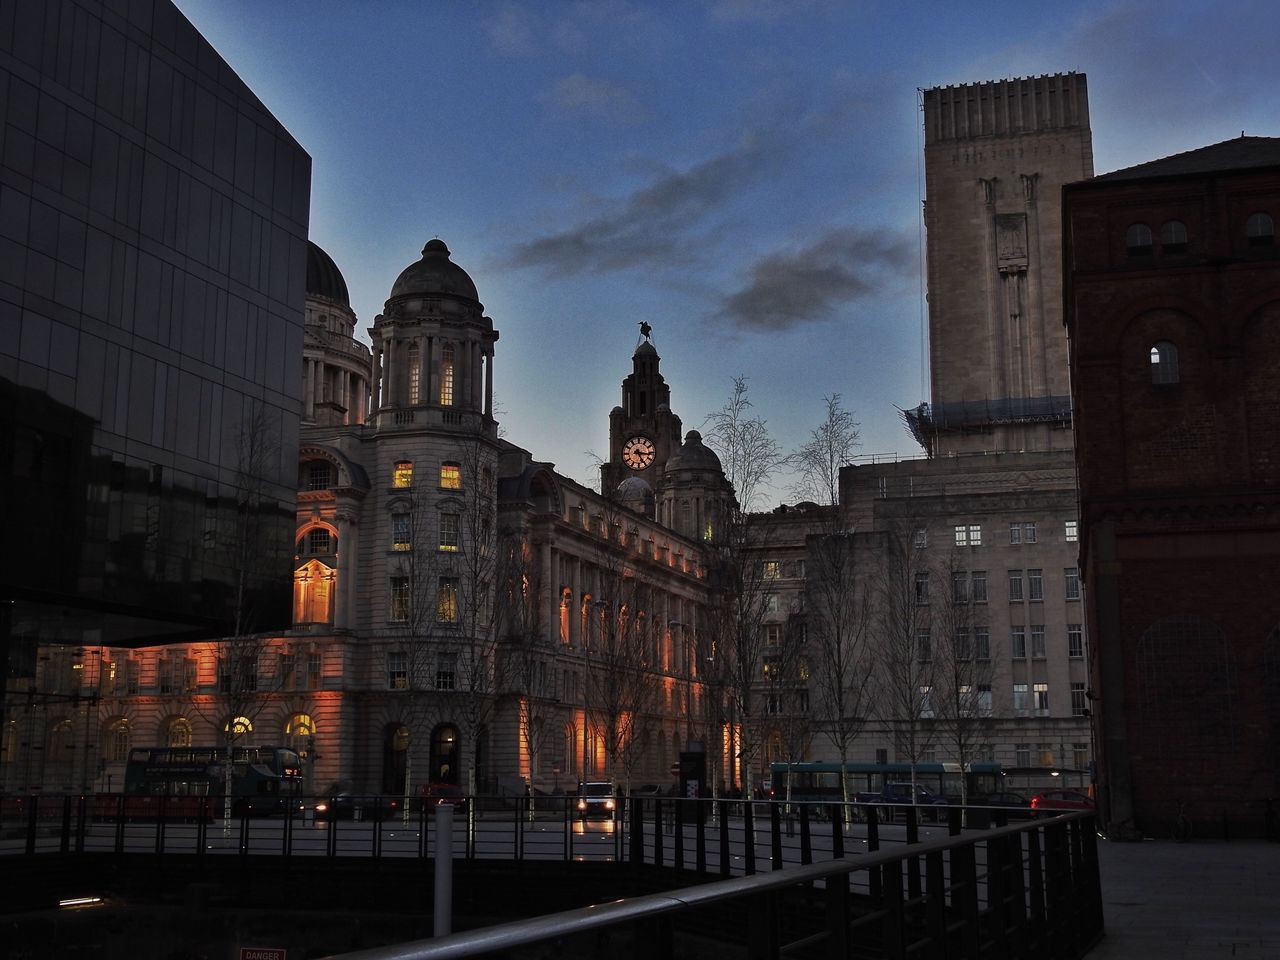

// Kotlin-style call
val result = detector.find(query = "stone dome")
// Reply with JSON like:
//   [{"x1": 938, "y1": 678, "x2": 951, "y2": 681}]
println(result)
[
  {"x1": 634, "y1": 340, "x2": 658, "y2": 359},
  {"x1": 665, "y1": 430, "x2": 722, "y2": 472},
  {"x1": 306, "y1": 241, "x2": 350, "y2": 306},
  {"x1": 616, "y1": 476, "x2": 654, "y2": 505},
  {"x1": 388, "y1": 239, "x2": 480, "y2": 303}
]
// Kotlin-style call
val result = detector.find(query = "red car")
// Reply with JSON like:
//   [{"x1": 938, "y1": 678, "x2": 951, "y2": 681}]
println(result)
[{"x1": 1030, "y1": 789, "x2": 1094, "y2": 813}]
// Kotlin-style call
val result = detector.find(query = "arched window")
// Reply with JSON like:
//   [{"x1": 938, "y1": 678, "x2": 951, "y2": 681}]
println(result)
[
  {"x1": 1125, "y1": 223, "x2": 1153, "y2": 256},
  {"x1": 224, "y1": 715, "x2": 253, "y2": 738},
  {"x1": 406, "y1": 342, "x2": 421, "y2": 404},
  {"x1": 285, "y1": 714, "x2": 314, "y2": 758},
  {"x1": 297, "y1": 526, "x2": 335, "y2": 557},
  {"x1": 1247, "y1": 211, "x2": 1275, "y2": 247},
  {"x1": 1160, "y1": 220, "x2": 1188, "y2": 254},
  {"x1": 166, "y1": 717, "x2": 192, "y2": 748},
  {"x1": 106, "y1": 718, "x2": 131, "y2": 762},
  {"x1": 430, "y1": 724, "x2": 460, "y2": 785},
  {"x1": 1149, "y1": 341, "x2": 1180, "y2": 385}
]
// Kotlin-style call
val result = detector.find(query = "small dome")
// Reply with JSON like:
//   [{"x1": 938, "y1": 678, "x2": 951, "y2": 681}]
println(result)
[
  {"x1": 388, "y1": 238, "x2": 480, "y2": 303},
  {"x1": 306, "y1": 241, "x2": 350, "y2": 306},
  {"x1": 634, "y1": 340, "x2": 658, "y2": 359},
  {"x1": 616, "y1": 476, "x2": 653, "y2": 503},
  {"x1": 666, "y1": 430, "x2": 722, "y2": 472}
]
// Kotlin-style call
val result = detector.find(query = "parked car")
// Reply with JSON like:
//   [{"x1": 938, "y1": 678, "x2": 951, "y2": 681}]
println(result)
[
  {"x1": 421, "y1": 782, "x2": 469, "y2": 815},
  {"x1": 1030, "y1": 789, "x2": 1094, "y2": 814},
  {"x1": 576, "y1": 781, "x2": 617, "y2": 820},
  {"x1": 971, "y1": 791, "x2": 1033, "y2": 819},
  {"x1": 854, "y1": 782, "x2": 949, "y2": 822},
  {"x1": 312, "y1": 781, "x2": 402, "y2": 822}
]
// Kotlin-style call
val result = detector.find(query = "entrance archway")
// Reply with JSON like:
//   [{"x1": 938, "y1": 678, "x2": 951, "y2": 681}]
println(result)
[
  {"x1": 430, "y1": 724, "x2": 459, "y2": 785},
  {"x1": 382, "y1": 723, "x2": 410, "y2": 795}
]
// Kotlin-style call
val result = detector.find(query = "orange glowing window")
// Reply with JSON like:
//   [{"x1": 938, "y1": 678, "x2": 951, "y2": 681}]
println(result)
[
  {"x1": 393, "y1": 461, "x2": 413, "y2": 488},
  {"x1": 440, "y1": 462, "x2": 461, "y2": 489}
]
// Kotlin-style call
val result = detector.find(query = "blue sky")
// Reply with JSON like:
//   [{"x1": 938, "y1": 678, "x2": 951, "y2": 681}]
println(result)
[{"x1": 177, "y1": 0, "x2": 1279, "y2": 503}]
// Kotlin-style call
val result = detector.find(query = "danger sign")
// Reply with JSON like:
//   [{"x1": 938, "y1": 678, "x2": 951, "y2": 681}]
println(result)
[{"x1": 240, "y1": 949, "x2": 286, "y2": 960}]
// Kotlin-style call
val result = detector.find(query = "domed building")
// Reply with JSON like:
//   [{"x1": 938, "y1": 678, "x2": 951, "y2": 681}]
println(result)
[{"x1": 303, "y1": 241, "x2": 371, "y2": 427}]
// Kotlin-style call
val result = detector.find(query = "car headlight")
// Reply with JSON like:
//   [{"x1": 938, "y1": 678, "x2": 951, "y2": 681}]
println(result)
[
  {"x1": 315, "y1": 803, "x2": 328, "y2": 813},
  {"x1": 577, "y1": 799, "x2": 586, "y2": 810},
  {"x1": 605, "y1": 799, "x2": 615, "y2": 810}
]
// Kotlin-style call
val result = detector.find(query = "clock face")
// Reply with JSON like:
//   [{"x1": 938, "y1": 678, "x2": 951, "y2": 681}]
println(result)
[{"x1": 621, "y1": 435, "x2": 656, "y2": 470}]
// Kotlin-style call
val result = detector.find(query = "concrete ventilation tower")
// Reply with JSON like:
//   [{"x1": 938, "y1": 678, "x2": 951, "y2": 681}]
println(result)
[{"x1": 905, "y1": 73, "x2": 1094, "y2": 456}]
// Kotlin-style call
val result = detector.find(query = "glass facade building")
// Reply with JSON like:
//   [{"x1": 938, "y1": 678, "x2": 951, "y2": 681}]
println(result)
[{"x1": 1, "y1": 0, "x2": 310, "y2": 670}]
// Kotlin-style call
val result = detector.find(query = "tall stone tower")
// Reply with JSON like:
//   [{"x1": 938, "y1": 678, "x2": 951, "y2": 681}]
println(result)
[
  {"x1": 601, "y1": 334, "x2": 684, "y2": 507},
  {"x1": 907, "y1": 73, "x2": 1094, "y2": 456}
]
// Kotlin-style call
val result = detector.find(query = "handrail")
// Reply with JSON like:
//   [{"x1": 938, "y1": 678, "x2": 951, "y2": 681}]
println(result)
[{"x1": 322, "y1": 811, "x2": 1098, "y2": 960}]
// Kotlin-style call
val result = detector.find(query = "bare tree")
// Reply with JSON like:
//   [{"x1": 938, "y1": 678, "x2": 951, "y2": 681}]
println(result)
[
  {"x1": 702, "y1": 376, "x2": 785, "y2": 513},
  {"x1": 932, "y1": 554, "x2": 994, "y2": 804},
  {"x1": 804, "y1": 523, "x2": 874, "y2": 807},
  {"x1": 788, "y1": 393, "x2": 860, "y2": 506},
  {"x1": 872, "y1": 522, "x2": 938, "y2": 796},
  {"x1": 762, "y1": 597, "x2": 816, "y2": 806}
]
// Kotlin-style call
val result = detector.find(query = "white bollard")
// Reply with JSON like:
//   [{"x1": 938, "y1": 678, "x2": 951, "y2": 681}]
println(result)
[{"x1": 433, "y1": 803, "x2": 454, "y2": 937}]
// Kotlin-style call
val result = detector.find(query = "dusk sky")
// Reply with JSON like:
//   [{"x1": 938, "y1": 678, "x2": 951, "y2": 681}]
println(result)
[{"x1": 177, "y1": 0, "x2": 1278, "y2": 502}]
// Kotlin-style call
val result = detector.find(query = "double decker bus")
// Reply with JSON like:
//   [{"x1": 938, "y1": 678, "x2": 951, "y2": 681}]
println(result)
[{"x1": 115, "y1": 745, "x2": 305, "y2": 819}]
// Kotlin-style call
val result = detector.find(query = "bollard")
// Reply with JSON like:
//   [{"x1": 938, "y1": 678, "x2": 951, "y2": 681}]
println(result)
[{"x1": 434, "y1": 803, "x2": 454, "y2": 937}]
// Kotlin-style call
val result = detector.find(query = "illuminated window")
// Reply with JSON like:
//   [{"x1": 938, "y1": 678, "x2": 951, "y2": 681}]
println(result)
[
  {"x1": 954, "y1": 523, "x2": 981, "y2": 546},
  {"x1": 560, "y1": 589, "x2": 571, "y2": 644},
  {"x1": 1013, "y1": 684, "x2": 1029, "y2": 716},
  {"x1": 390, "y1": 577, "x2": 410, "y2": 621},
  {"x1": 440, "y1": 344, "x2": 455, "y2": 405},
  {"x1": 763, "y1": 561, "x2": 781, "y2": 579},
  {"x1": 106, "y1": 718, "x2": 131, "y2": 762},
  {"x1": 225, "y1": 716, "x2": 253, "y2": 737},
  {"x1": 439, "y1": 512, "x2": 460, "y2": 551},
  {"x1": 440, "y1": 462, "x2": 461, "y2": 489},
  {"x1": 392, "y1": 514, "x2": 411, "y2": 551},
  {"x1": 1150, "y1": 341, "x2": 1179, "y2": 384},
  {"x1": 407, "y1": 343, "x2": 421, "y2": 404},
  {"x1": 437, "y1": 578, "x2": 459, "y2": 622},
  {"x1": 1064, "y1": 519, "x2": 1078, "y2": 542},
  {"x1": 293, "y1": 559, "x2": 334, "y2": 624},
  {"x1": 393, "y1": 461, "x2": 413, "y2": 488},
  {"x1": 167, "y1": 717, "x2": 192, "y2": 748}
]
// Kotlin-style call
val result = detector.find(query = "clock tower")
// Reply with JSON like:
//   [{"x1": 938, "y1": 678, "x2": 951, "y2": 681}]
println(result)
[{"x1": 601, "y1": 330, "x2": 684, "y2": 510}]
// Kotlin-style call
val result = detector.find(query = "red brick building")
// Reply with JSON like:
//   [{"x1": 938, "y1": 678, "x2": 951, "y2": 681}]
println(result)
[{"x1": 1064, "y1": 137, "x2": 1280, "y2": 838}]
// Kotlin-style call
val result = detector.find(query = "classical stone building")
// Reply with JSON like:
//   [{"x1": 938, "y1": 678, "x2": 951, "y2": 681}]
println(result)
[{"x1": 1064, "y1": 136, "x2": 1280, "y2": 837}]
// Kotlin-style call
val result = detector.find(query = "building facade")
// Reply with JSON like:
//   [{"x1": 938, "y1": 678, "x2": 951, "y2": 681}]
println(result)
[
  {"x1": 1, "y1": 0, "x2": 309, "y2": 791},
  {"x1": 1064, "y1": 137, "x2": 1280, "y2": 837}
]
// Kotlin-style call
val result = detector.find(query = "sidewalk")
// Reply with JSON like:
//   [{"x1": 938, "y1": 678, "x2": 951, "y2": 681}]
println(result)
[{"x1": 1088, "y1": 837, "x2": 1280, "y2": 958}]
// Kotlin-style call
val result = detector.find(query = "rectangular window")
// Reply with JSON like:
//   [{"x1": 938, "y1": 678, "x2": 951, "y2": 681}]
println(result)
[
  {"x1": 126, "y1": 660, "x2": 139, "y2": 695},
  {"x1": 911, "y1": 527, "x2": 927, "y2": 548},
  {"x1": 954, "y1": 523, "x2": 981, "y2": 546},
  {"x1": 1068, "y1": 624, "x2": 1084, "y2": 659},
  {"x1": 241, "y1": 656, "x2": 258, "y2": 692},
  {"x1": 971, "y1": 570, "x2": 987, "y2": 602},
  {"x1": 764, "y1": 623, "x2": 781, "y2": 646},
  {"x1": 914, "y1": 572, "x2": 929, "y2": 604},
  {"x1": 308, "y1": 527, "x2": 332, "y2": 554},
  {"x1": 392, "y1": 514, "x2": 411, "y2": 551},
  {"x1": 1008, "y1": 570, "x2": 1023, "y2": 601},
  {"x1": 390, "y1": 577, "x2": 410, "y2": 621},
  {"x1": 1038, "y1": 743, "x2": 1054, "y2": 767},
  {"x1": 875, "y1": 748, "x2": 889, "y2": 765},
  {"x1": 762, "y1": 561, "x2": 781, "y2": 579},
  {"x1": 916, "y1": 629, "x2": 931, "y2": 663},
  {"x1": 796, "y1": 689, "x2": 809, "y2": 713},
  {"x1": 764, "y1": 594, "x2": 779, "y2": 613},
  {"x1": 974, "y1": 626, "x2": 991, "y2": 661},
  {"x1": 1034, "y1": 682, "x2": 1050, "y2": 716},
  {"x1": 762, "y1": 654, "x2": 780, "y2": 678},
  {"x1": 1009, "y1": 521, "x2": 1037, "y2": 544},
  {"x1": 440, "y1": 462, "x2": 461, "y2": 489},
  {"x1": 1013, "y1": 682, "x2": 1029, "y2": 715},
  {"x1": 1028, "y1": 568, "x2": 1043, "y2": 601},
  {"x1": 280, "y1": 653, "x2": 295, "y2": 690},
  {"x1": 1030, "y1": 625, "x2": 1046, "y2": 659},
  {"x1": 952, "y1": 571, "x2": 968, "y2": 603},
  {"x1": 308, "y1": 652, "x2": 322, "y2": 689},
  {"x1": 440, "y1": 344, "x2": 455, "y2": 405},
  {"x1": 954, "y1": 627, "x2": 971, "y2": 661},
  {"x1": 436, "y1": 654, "x2": 456, "y2": 690},
  {"x1": 388, "y1": 651, "x2": 407, "y2": 690},
  {"x1": 1065, "y1": 520, "x2": 1078, "y2": 542},
  {"x1": 977, "y1": 684, "x2": 993, "y2": 717},
  {"x1": 437, "y1": 577, "x2": 459, "y2": 622},
  {"x1": 1015, "y1": 743, "x2": 1030, "y2": 768},
  {"x1": 307, "y1": 461, "x2": 332, "y2": 491},
  {"x1": 1073, "y1": 743, "x2": 1089, "y2": 769},
  {"x1": 1065, "y1": 567, "x2": 1081, "y2": 600},
  {"x1": 1071, "y1": 682, "x2": 1088, "y2": 717},
  {"x1": 183, "y1": 658, "x2": 198, "y2": 693},
  {"x1": 918, "y1": 685, "x2": 934, "y2": 718},
  {"x1": 393, "y1": 460, "x2": 413, "y2": 488},
  {"x1": 218, "y1": 659, "x2": 231, "y2": 694},
  {"x1": 1011, "y1": 626, "x2": 1027, "y2": 659},
  {"x1": 439, "y1": 512, "x2": 460, "y2": 551},
  {"x1": 158, "y1": 660, "x2": 174, "y2": 695}
]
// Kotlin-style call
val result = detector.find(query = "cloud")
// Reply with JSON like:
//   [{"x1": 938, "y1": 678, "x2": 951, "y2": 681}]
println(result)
[
  {"x1": 485, "y1": 4, "x2": 536, "y2": 54},
  {"x1": 546, "y1": 73, "x2": 648, "y2": 123},
  {"x1": 719, "y1": 226, "x2": 914, "y2": 332},
  {"x1": 507, "y1": 134, "x2": 782, "y2": 274}
]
